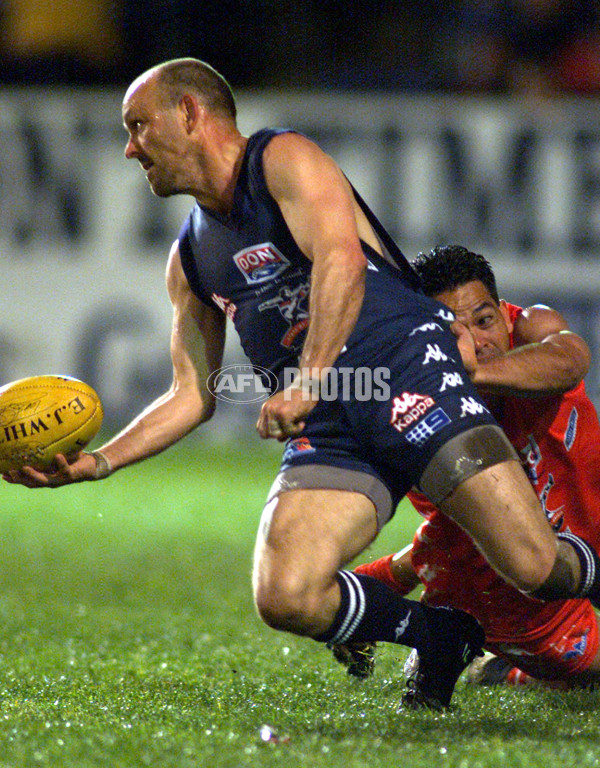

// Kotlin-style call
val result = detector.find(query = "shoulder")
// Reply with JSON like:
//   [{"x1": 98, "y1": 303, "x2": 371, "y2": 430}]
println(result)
[
  {"x1": 511, "y1": 303, "x2": 570, "y2": 346},
  {"x1": 242, "y1": 129, "x2": 307, "y2": 199},
  {"x1": 262, "y1": 130, "x2": 328, "y2": 171},
  {"x1": 261, "y1": 130, "x2": 344, "y2": 202},
  {"x1": 245, "y1": 128, "x2": 305, "y2": 168}
]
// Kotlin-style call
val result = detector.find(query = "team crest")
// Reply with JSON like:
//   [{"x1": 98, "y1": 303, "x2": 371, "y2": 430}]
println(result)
[
  {"x1": 233, "y1": 243, "x2": 290, "y2": 285},
  {"x1": 259, "y1": 282, "x2": 310, "y2": 348}
]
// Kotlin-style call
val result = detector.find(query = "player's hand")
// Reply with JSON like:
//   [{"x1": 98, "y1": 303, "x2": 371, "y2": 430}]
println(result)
[
  {"x1": 256, "y1": 387, "x2": 317, "y2": 441},
  {"x1": 451, "y1": 321, "x2": 478, "y2": 378},
  {"x1": 2, "y1": 452, "x2": 97, "y2": 488}
]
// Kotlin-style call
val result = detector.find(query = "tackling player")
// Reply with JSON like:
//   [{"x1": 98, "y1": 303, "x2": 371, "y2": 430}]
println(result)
[{"x1": 335, "y1": 245, "x2": 600, "y2": 691}]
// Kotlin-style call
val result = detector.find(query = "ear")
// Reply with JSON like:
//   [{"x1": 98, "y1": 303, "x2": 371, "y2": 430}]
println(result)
[
  {"x1": 179, "y1": 93, "x2": 201, "y2": 134},
  {"x1": 498, "y1": 299, "x2": 513, "y2": 334}
]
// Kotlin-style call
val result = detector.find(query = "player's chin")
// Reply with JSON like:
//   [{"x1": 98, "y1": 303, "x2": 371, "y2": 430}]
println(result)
[{"x1": 147, "y1": 176, "x2": 178, "y2": 198}]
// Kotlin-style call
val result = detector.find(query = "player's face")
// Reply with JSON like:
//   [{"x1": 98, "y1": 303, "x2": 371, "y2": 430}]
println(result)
[
  {"x1": 435, "y1": 280, "x2": 513, "y2": 362},
  {"x1": 122, "y1": 75, "x2": 190, "y2": 197}
]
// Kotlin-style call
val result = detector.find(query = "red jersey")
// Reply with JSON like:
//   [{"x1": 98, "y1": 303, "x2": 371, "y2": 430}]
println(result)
[{"x1": 408, "y1": 303, "x2": 600, "y2": 642}]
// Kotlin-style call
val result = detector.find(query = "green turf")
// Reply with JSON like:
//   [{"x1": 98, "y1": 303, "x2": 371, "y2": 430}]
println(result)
[{"x1": 0, "y1": 438, "x2": 599, "y2": 767}]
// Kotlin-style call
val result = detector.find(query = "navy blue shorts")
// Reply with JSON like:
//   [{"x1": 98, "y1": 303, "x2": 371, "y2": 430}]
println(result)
[{"x1": 272, "y1": 297, "x2": 497, "y2": 525}]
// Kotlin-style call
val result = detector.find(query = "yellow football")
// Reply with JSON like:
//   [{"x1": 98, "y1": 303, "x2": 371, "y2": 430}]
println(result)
[{"x1": 0, "y1": 375, "x2": 103, "y2": 473}]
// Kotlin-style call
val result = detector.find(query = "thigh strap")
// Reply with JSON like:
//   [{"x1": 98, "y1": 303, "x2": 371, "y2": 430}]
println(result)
[
  {"x1": 418, "y1": 424, "x2": 519, "y2": 506},
  {"x1": 267, "y1": 465, "x2": 394, "y2": 530}
]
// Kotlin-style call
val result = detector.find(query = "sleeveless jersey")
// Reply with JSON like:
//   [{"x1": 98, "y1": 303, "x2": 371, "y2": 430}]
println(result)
[
  {"x1": 408, "y1": 302, "x2": 600, "y2": 640},
  {"x1": 177, "y1": 127, "x2": 427, "y2": 383}
]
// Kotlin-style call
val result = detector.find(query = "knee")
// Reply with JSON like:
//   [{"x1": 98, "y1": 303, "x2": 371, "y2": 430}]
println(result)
[
  {"x1": 254, "y1": 571, "x2": 327, "y2": 637},
  {"x1": 527, "y1": 541, "x2": 581, "y2": 601},
  {"x1": 507, "y1": 544, "x2": 559, "y2": 594}
]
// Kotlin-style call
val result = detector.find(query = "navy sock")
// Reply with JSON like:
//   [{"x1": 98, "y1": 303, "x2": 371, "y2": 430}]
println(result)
[
  {"x1": 315, "y1": 570, "x2": 446, "y2": 652},
  {"x1": 558, "y1": 532, "x2": 600, "y2": 604}
]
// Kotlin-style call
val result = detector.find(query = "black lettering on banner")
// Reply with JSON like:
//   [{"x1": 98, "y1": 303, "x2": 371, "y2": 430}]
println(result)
[{"x1": 440, "y1": 127, "x2": 536, "y2": 251}]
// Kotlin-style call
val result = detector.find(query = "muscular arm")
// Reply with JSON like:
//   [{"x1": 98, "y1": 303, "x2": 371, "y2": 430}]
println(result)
[
  {"x1": 6, "y1": 242, "x2": 226, "y2": 486},
  {"x1": 267, "y1": 133, "x2": 367, "y2": 371},
  {"x1": 472, "y1": 304, "x2": 590, "y2": 397},
  {"x1": 256, "y1": 132, "x2": 367, "y2": 438},
  {"x1": 97, "y1": 244, "x2": 225, "y2": 470}
]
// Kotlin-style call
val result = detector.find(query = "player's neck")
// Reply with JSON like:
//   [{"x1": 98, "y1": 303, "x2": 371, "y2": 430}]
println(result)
[{"x1": 194, "y1": 135, "x2": 248, "y2": 215}]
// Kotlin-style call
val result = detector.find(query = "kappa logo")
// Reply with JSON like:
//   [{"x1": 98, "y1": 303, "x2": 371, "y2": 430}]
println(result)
[
  {"x1": 422, "y1": 343, "x2": 450, "y2": 365},
  {"x1": 439, "y1": 372, "x2": 464, "y2": 391},
  {"x1": 435, "y1": 307, "x2": 455, "y2": 323},
  {"x1": 390, "y1": 392, "x2": 435, "y2": 433},
  {"x1": 233, "y1": 243, "x2": 291, "y2": 285},
  {"x1": 459, "y1": 396, "x2": 490, "y2": 418},
  {"x1": 394, "y1": 610, "x2": 412, "y2": 641},
  {"x1": 409, "y1": 322, "x2": 443, "y2": 337},
  {"x1": 391, "y1": 391, "x2": 431, "y2": 416}
]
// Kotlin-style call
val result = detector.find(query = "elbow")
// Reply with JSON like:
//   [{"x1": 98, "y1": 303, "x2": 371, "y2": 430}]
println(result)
[
  {"x1": 550, "y1": 333, "x2": 590, "y2": 392},
  {"x1": 577, "y1": 344, "x2": 592, "y2": 381},
  {"x1": 199, "y1": 394, "x2": 217, "y2": 423},
  {"x1": 347, "y1": 252, "x2": 368, "y2": 296},
  {"x1": 191, "y1": 386, "x2": 217, "y2": 426},
  {"x1": 563, "y1": 346, "x2": 590, "y2": 391},
  {"x1": 551, "y1": 358, "x2": 588, "y2": 395},
  {"x1": 169, "y1": 381, "x2": 216, "y2": 431}
]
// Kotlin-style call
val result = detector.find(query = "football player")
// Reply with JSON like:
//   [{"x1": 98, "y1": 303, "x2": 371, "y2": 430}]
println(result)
[
  {"x1": 335, "y1": 245, "x2": 600, "y2": 690},
  {"x1": 7, "y1": 61, "x2": 600, "y2": 709}
]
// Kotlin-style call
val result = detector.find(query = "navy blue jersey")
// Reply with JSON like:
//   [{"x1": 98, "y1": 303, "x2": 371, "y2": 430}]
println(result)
[
  {"x1": 178, "y1": 128, "x2": 430, "y2": 379},
  {"x1": 177, "y1": 128, "x2": 498, "y2": 512}
]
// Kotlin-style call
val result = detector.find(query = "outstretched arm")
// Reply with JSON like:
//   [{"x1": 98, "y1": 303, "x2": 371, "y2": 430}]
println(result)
[
  {"x1": 5, "y1": 242, "x2": 226, "y2": 487},
  {"x1": 467, "y1": 304, "x2": 590, "y2": 397}
]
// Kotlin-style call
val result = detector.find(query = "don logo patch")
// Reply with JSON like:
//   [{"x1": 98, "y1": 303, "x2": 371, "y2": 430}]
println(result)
[{"x1": 233, "y1": 243, "x2": 290, "y2": 284}]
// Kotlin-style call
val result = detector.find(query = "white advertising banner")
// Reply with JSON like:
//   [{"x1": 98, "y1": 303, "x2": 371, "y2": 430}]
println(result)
[{"x1": 1, "y1": 88, "x2": 600, "y2": 427}]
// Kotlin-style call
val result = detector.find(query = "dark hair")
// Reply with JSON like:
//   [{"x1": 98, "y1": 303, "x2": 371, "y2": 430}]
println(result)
[
  {"x1": 157, "y1": 58, "x2": 237, "y2": 121},
  {"x1": 411, "y1": 245, "x2": 499, "y2": 303}
]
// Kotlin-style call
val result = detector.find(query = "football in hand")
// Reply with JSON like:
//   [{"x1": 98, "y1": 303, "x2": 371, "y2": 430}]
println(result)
[{"x1": 0, "y1": 375, "x2": 103, "y2": 473}]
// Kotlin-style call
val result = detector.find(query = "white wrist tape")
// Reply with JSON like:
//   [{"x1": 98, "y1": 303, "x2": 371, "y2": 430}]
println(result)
[{"x1": 87, "y1": 450, "x2": 113, "y2": 479}]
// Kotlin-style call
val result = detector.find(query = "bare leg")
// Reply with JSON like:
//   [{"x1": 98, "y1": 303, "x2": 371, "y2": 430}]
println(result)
[
  {"x1": 439, "y1": 459, "x2": 574, "y2": 593},
  {"x1": 253, "y1": 488, "x2": 378, "y2": 636},
  {"x1": 253, "y1": 486, "x2": 486, "y2": 710}
]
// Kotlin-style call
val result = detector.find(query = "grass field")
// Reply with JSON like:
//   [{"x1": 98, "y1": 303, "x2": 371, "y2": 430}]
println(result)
[{"x1": 1, "y1": 437, "x2": 600, "y2": 767}]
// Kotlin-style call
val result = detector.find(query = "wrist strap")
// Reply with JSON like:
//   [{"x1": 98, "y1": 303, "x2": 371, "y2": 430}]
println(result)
[{"x1": 87, "y1": 450, "x2": 112, "y2": 479}]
